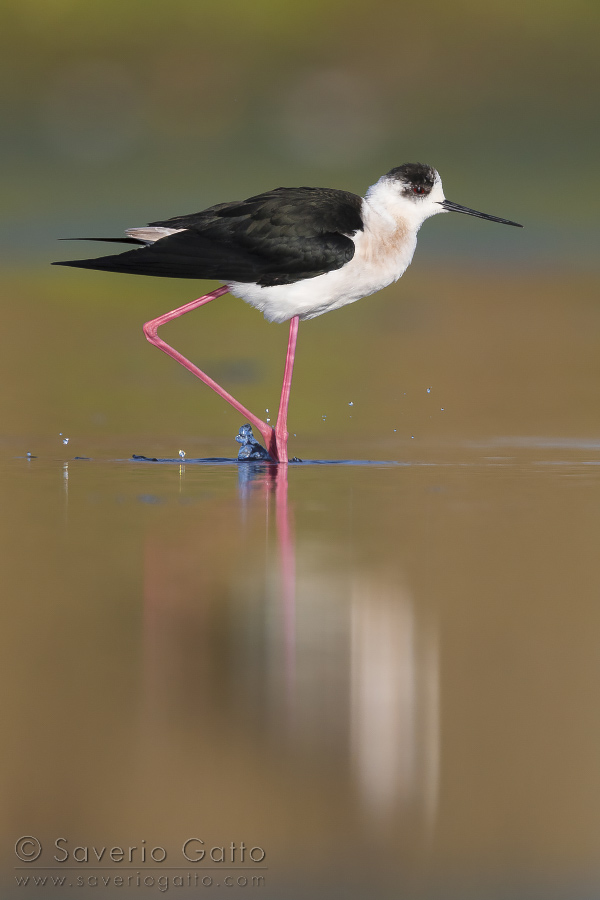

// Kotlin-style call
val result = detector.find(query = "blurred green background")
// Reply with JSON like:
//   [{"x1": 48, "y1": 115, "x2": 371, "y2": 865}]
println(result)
[{"x1": 1, "y1": 0, "x2": 598, "y2": 453}]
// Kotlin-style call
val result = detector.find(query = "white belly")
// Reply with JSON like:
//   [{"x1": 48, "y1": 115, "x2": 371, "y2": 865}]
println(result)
[{"x1": 227, "y1": 220, "x2": 418, "y2": 323}]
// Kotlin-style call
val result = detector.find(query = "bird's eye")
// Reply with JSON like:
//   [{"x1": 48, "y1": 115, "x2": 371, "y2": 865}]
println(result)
[{"x1": 412, "y1": 186, "x2": 425, "y2": 195}]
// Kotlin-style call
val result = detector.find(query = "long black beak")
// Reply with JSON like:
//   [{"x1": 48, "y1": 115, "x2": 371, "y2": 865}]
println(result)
[{"x1": 439, "y1": 199, "x2": 522, "y2": 227}]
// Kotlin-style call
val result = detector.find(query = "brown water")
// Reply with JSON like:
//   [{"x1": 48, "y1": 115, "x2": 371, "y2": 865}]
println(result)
[{"x1": 2, "y1": 270, "x2": 600, "y2": 898}]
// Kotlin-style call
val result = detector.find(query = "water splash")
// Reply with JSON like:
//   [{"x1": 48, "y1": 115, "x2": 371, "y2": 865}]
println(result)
[
  {"x1": 178, "y1": 450, "x2": 186, "y2": 460},
  {"x1": 235, "y1": 424, "x2": 271, "y2": 461}
]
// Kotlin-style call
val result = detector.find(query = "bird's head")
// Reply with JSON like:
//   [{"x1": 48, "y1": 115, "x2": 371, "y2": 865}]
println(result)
[{"x1": 367, "y1": 163, "x2": 522, "y2": 230}]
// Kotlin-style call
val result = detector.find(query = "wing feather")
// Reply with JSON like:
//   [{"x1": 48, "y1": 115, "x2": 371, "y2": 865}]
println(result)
[{"x1": 53, "y1": 186, "x2": 364, "y2": 286}]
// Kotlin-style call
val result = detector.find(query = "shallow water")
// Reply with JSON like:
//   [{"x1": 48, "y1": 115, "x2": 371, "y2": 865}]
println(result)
[
  {"x1": 2, "y1": 266, "x2": 600, "y2": 896},
  {"x1": 3, "y1": 438, "x2": 600, "y2": 898}
]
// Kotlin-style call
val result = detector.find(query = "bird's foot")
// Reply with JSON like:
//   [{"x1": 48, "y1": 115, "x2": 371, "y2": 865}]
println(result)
[{"x1": 235, "y1": 424, "x2": 272, "y2": 461}]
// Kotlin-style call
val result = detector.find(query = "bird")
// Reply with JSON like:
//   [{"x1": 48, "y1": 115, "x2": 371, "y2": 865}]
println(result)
[{"x1": 53, "y1": 163, "x2": 522, "y2": 463}]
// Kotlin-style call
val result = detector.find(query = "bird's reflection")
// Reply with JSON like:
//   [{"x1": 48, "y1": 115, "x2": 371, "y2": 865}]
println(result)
[
  {"x1": 350, "y1": 577, "x2": 439, "y2": 826},
  {"x1": 237, "y1": 462, "x2": 296, "y2": 715},
  {"x1": 142, "y1": 462, "x2": 296, "y2": 722},
  {"x1": 142, "y1": 462, "x2": 438, "y2": 830}
]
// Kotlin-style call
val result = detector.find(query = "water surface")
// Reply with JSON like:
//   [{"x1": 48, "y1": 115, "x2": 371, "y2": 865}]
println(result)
[{"x1": 3, "y1": 439, "x2": 600, "y2": 898}]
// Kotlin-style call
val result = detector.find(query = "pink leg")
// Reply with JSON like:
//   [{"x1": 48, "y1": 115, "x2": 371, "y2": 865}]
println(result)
[
  {"x1": 274, "y1": 316, "x2": 299, "y2": 464},
  {"x1": 143, "y1": 287, "x2": 277, "y2": 457}
]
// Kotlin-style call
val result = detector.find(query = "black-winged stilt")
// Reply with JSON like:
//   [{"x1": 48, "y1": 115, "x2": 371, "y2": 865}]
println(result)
[{"x1": 53, "y1": 163, "x2": 522, "y2": 463}]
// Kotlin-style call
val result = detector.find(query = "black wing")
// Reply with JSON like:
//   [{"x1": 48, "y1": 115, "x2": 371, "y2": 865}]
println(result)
[{"x1": 53, "y1": 187, "x2": 364, "y2": 287}]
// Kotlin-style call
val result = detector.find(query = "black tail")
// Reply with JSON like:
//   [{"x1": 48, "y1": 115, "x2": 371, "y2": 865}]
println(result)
[
  {"x1": 51, "y1": 248, "x2": 203, "y2": 278},
  {"x1": 51, "y1": 233, "x2": 212, "y2": 278},
  {"x1": 52, "y1": 236, "x2": 155, "y2": 274},
  {"x1": 58, "y1": 237, "x2": 147, "y2": 245},
  {"x1": 52, "y1": 228, "x2": 262, "y2": 281}
]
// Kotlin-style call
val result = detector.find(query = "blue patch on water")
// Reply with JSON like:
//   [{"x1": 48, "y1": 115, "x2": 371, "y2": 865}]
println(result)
[{"x1": 128, "y1": 455, "x2": 401, "y2": 466}]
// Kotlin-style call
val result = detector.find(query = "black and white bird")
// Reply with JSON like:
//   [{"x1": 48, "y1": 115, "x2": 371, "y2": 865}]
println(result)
[{"x1": 54, "y1": 163, "x2": 522, "y2": 462}]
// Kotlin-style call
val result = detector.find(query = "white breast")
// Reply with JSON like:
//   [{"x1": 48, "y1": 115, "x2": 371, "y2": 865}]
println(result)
[{"x1": 227, "y1": 199, "x2": 418, "y2": 323}]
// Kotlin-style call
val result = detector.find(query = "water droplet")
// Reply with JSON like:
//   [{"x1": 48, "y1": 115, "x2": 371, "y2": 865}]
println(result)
[
  {"x1": 266, "y1": 417, "x2": 271, "y2": 423},
  {"x1": 393, "y1": 429, "x2": 397, "y2": 433},
  {"x1": 427, "y1": 387, "x2": 431, "y2": 394},
  {"x1": 62, "y1": 438, "x2": 70, "y2": 445},
  {"x1": 322, "y1": 415, "x2": 327, "y2": 420},
  {"x1": 26, "y1": 452, "x2": 33, "y2": 457},
  {"x1": 411, "y1": 435, "x2": 415, "y2": 439},
  {"x1": 441, "y1": 408, "x2": 444, "y2": 411},
  {"x1": 348, "y1": 401, "x2": 354, "y2": 406},
  {"x1": 265, "y1": 408, "x2": 269, "y2": 413},
  {"x1": 293, "y1": 434, "x2": 296, "y2": 437},
  {"x1": 178, "y1": 449, "x2": 186, "y2": 459}
]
